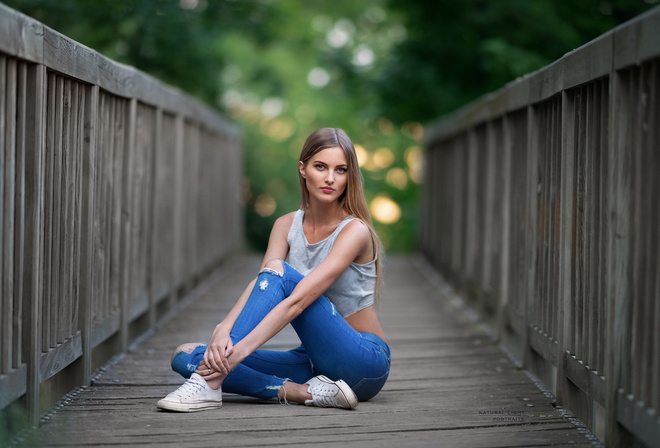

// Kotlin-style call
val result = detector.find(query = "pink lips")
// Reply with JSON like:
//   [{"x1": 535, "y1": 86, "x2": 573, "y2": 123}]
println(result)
[{"x1": 321, "y1": 187, "x2": 334, "y2": 193}]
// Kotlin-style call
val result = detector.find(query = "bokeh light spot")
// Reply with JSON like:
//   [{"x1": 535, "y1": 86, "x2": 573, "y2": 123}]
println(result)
[
  {"x1": 326, "y1": 19, "x2": 355, "y2": 48},
  {"x1": 180, "y1": 0, "x2": 199, "y2": 10},
  {"x1": 373, "y1": 147, "x2": 395, "y2": 169},
  {"x1": 308, "y1": 67, "x2": 330, "y2": 88},
  {"x1": 261, "y1": 97, "x2": 284, "y2": 117},
  {"x1": 386, "y1": 167, "x2": 408, "y2": 189},
  {"x1": 378, "y1": 118, "x2": 394, "y2": 135},
  {"x1": 353, "y1": 46, "x2": 375, "y2": 67},
  {"x1": 260, "y1": 118, "x2": 296, "y2": 142},
  {"x1": 354, "y1": 144, "x2": 368, "y2": 167},
  {"x1": 254, "y1": 194, "x2": 277, "y2": 217},
  {"x1": 405, "y1": 145, "x2": 423, "y2": 183},
  {"x1": 402, "y1": 122, "x2": 424, "y2": 141},
  {"x1": 370, "y1": 195, "x2": 401, "y2": 224}
]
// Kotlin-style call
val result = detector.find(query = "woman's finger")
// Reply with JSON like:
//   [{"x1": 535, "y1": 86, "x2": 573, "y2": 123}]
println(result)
[
  {"x1": 196, "y1": 368, "x2": 221, "y2": 381},
  {"x1": 220, "y1": 341, "x2": 233, "y2": 372},
  {"x1": 208, "y1": 347, "x2": 224, "y2": 372},
  {"x1": 206, "y1": 349, "x2": 220, "y2": 372},
  {"x1": 196, "y1": 366, "x2": 212, "y2": 376},
  {"x1": 203, "y1": 349, "x2": 211, "y2": 369}
]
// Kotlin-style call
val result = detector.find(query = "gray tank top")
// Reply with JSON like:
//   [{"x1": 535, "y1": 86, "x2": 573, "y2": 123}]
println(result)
[{"x1": 286, "y1": 209, "x2": 377, "y2": 317}]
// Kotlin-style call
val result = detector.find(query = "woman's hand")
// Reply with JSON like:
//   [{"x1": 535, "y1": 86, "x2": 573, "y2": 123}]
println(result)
[
  {"x1": 203, "y1": 326, "x2": 234, "y2": 375},
  {"x1": 196, "y1": 359, "x2": 224, "y2": 381}
]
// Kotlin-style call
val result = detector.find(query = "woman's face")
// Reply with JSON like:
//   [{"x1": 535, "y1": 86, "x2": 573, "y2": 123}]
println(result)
[{"x1": 299, "y1": 146, "x2": 349, "y2": 205}]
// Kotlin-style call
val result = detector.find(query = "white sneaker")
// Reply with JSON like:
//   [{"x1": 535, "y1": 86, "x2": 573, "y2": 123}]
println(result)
[
  {"x1": 157, "y1": 373, "x2": 222, "y2": 412},
  {"x1": 305, "y1": 375, "x2": 358, "y2": 409}
]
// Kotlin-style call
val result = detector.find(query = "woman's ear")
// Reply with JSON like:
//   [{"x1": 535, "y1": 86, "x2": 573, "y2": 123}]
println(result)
[{"x1": 299, "y1": 161, "x2": 306, "y2": 178}]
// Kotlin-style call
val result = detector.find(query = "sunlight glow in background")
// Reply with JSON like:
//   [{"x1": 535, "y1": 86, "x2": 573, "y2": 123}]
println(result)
[{"x1": 370, "y1": 195, "x2": 401, "y2": 224}]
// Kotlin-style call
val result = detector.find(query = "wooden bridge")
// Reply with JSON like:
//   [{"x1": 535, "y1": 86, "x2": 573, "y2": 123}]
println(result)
[{"x1": 1, "y1": 4, "x2": 659, "y2": 447}]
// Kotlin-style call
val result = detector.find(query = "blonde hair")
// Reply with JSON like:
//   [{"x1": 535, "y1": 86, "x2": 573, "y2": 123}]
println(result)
[{"x1": 298, "y1": 128, "x2": 383, "y2": 302}]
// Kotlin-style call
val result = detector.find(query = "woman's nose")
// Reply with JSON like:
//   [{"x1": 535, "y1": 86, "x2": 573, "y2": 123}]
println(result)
[{"x1": 326, "y1": 172, "x2": 334, "y2": 184}]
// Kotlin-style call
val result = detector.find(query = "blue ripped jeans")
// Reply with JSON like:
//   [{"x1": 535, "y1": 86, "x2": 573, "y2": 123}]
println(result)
[{"x1": 171, "y1": 261, "x2": 391, "y2": 402}]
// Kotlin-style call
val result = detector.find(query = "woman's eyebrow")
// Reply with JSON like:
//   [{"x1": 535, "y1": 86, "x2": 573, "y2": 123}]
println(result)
[
  {"x1": 313, "y1": 160, "x2": 346, "y2": 166},
  {"x1": 312, "y1": 159, "x2": 347, "y2": 168}
]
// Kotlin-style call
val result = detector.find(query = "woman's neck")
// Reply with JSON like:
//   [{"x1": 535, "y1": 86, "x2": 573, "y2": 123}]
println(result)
[{"x1": 304, "y1": 201, "x2": 346, "y2": 227}]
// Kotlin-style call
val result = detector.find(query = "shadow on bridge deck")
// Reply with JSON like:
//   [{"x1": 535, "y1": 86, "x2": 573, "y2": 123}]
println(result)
[{"x1": 21, "y1": 254, "x2": 598, "y2": 447}]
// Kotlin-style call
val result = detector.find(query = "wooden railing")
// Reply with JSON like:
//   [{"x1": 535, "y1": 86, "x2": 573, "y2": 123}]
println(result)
[
  {"x1": 0, "y1": 4, "x2": 242, "y2": 427},
  {"x1": 421, "y1": 6, "x2": 659, "y2": 448}
]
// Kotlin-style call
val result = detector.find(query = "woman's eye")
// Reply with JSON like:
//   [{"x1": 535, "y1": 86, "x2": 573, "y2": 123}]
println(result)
[
  {"x1": 315, "y1": 164, "x2": 325, "y2": 170},
  {"x1": 337, "y1": 167, "x2": 347, "y2": 174}
]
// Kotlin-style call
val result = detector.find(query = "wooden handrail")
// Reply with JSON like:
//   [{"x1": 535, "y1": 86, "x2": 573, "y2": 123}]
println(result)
[
  {"x1": 0, "y1": 3, "x2": 242, "y2": 428},
  {"x1": 422, "y1": 6, "x2": 660, "y2": 448}
]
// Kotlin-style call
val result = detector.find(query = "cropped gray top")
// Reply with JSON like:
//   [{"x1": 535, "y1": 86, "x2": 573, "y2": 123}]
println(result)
[{"x1": 286, "y1": 209, "x2": 377, "y2": 317}]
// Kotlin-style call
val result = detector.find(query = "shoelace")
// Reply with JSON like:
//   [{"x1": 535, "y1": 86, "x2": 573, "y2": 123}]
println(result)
[
  {"x1": 170, "y1": 378, "x2": 205, "y2": 399},
  {"x1": 309, "y1": 384, "x2": 338, "y2": 407}
]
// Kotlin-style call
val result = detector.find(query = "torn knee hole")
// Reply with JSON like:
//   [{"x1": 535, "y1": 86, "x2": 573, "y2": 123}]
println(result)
[
  {"x1": 261, "y1": 267, "x2": 283, "y2": 275},
  {"x1": 264, "y1": 258, "x2": 284, "y2": 272}
]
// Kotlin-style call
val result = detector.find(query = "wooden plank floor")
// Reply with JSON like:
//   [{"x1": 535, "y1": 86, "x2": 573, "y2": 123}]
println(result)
[{"x1": 25, "y1": 254, "x2": 599, "y2": 447}]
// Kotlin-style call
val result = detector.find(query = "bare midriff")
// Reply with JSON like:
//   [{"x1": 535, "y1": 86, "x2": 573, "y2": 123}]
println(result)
[{"x1": 345, "y1": 306, "x2": 388, "y2": 343}]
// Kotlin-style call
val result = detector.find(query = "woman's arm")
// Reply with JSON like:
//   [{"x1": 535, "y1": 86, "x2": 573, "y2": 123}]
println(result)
[
  {"x1": 212, "y1": 213, "x2": 293, "y2": 335},
  {"x1": 227, "y1": 220, "x2": 372, "y2": 367},
  {"x1": 200, "y1": 276, "x2": 255, "y2": 373},
  {"x1": 203, "y1": 213, "x2": 294, "y2": 374}
]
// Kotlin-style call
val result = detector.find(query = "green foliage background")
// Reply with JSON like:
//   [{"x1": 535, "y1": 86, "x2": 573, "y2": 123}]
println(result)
[{"x1": 5, "y1": 0, "x2": 657, "y2": 252}]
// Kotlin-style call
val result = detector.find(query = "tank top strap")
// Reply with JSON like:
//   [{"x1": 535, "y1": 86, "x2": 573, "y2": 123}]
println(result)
[{"x1": 333, "y1": 215, "x2": 356, "y2": 236}]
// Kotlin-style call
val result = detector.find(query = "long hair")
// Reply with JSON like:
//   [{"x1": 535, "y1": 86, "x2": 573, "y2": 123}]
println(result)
[{"x1": 298, "y1": 128, "x2": 384, "y2": 302}]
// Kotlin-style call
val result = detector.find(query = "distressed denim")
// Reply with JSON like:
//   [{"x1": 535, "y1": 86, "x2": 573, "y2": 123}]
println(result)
[{"x1": 171, "y1": 260, "x2": 391, "y2": 401}]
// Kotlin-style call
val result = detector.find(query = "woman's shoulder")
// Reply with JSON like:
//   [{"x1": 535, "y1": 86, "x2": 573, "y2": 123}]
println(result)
[
  {"x1": 342, "y1": 217, "x2": 370, "y2": 233},
  {"x1": 272, "y1": 211, "x2": 299, "y2": 234},
  {"x1": 276, "y1": 210, "x2": 299, "y2": 224},
  {"x1": 335, "y1": 218, "x2": 375, "y2": 264},
  {"x1": 337, "y1": 218, "x2": 371, "y2": 244}
]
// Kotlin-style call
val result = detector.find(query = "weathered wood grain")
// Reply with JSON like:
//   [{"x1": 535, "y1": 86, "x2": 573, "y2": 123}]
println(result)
[
  {"x1": 1, "y1": 55, "x2": 15, "y2": 376},
  {"x1": 1, "y1": 4, "x2": 242, "y2": 429},
  {"x1": 0, "y1": 3, "x2": 43, "y2": 63},
  {"x1": 422, "y1": 8, "x2": 660, "y2": 447},
  {"x1": 27, "y1": 255, "x2": 596, "y2": 447}
]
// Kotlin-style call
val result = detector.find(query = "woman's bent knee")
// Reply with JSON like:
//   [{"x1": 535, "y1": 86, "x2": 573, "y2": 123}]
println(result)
[
  {"x1": 172, "y1": 343, "x2": 200, "y2": 360},
  {"x1": 171, "y1": 343, "x2": 206, "y2": 378},
  {"x1": 262, "y1": 258, "x2": 284, "y2": 275}
]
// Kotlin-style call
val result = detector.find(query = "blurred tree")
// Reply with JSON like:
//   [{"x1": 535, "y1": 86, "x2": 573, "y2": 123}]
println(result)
[
  {"x1": 4, "y1": 0, "x2": 657, "y2": 251},
  {"x1": 378, "y1": 0, "x2": 658, "y2": 123},
  {"x1": 3, "y1": 0, "x2": 271, "y2": 106}
]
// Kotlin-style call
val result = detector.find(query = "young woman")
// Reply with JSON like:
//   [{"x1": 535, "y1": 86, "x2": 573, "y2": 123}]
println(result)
[{"x1": 157, "y1": 127, "x2": 390, "y2": 411}]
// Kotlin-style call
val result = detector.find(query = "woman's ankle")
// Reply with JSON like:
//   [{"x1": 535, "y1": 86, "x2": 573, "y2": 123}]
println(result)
[
  {"x1": 279, "y1": 381, "x2": 312, "y2": 404},
  {"x1": 205, "y1": 374, "x2": 225, "y2": 391}
]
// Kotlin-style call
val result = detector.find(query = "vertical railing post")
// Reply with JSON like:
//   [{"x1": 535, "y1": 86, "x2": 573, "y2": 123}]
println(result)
[
  {"x1": 0, "y1": 55, "x2": 5, "y2": 378},
  {"x1": 451, "y1": 142, "x2": 464, "y2": 280},
  {"x1": 604, "y1": 69, "x2": 633, "y2": 448},
  {"x1": 521, "y1": 104, "x2": 538, "y2": 370},
  {"x1": 148, "y1": 108, "x2": 163, "y2": 329},
  {"x1": 16, "y1": 61, "x2": 27, "y2": 405},
  {"x1": 482, "y1": 122, "x2": 496, "y2": 316},
  {"x1": 464, "y1": 130, "x2": 477, "y2": 300},
  {"x1": 119, "y1": 98, "x2": 137, "y2": 352},
  {"x1": 556, "y1": 89, "x2": 576, "y2": 410},
  {"x1": 23, "y1": 63, "x2": 46, "y2": 426},
  {"x1": 0, "y1": 55, "x2": 13, "y2": 382},
  {"x1": 496, "y1": 114, "x2": 513, "y2": 341},
  {"x1": 170, "y1": 114, "x2": 184, "y2": 307},
  {"x1": 79, "y1": 84, "x2": 98, "y2": 386}
]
